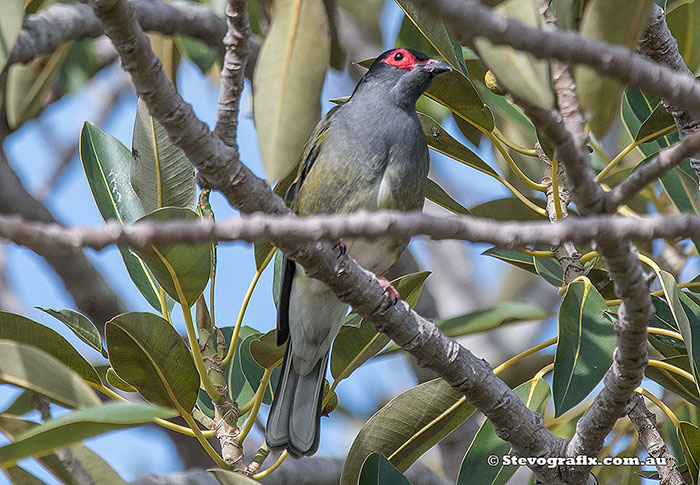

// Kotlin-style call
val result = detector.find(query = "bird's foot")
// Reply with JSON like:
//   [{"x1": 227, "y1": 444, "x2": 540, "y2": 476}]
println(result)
[
  {"x1": 333, "y1": 239, "x2": 347, "y2": 258},
  {"x1": 377, "y1": 277, "x2": 400, "y2": 305}
]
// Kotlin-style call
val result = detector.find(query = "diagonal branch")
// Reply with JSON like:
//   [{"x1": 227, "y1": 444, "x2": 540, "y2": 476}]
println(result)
[
  {"x1": 638, "y1": 4, "x2": 700, "y2": 182},
  {"x1": 214, "y1": 0, "x2": 251, "y2": 146},
  {"x1": 9, "y1": 0, "x2": 228, "y2": 68}
]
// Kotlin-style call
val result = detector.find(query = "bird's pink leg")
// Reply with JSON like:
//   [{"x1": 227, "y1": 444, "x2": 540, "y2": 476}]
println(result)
[{"x1": 377, "y1": 277, "x2": 400, "y2": 305}]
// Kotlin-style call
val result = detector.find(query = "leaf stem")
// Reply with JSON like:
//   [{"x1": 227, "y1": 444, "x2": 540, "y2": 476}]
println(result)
[
  {"x1": 151, "y1": 246, "x2": 219, "y2": 401},
  {"x1": 222, "y1": 248, "x2": 276, "y2": 368},
  {"x1": 493, "y1": 337, "x2": 558, "y2": 375},
  {"x1": 647, "y1": 359, "x2": 695, "y2": 383},
  {"x1": 181, "y1": 410, "x2": 231, "y2": 469},
  {"x1": 486, "y1": 131, "x2": 547, "y2": 191},
  {"x1": 492, "y1": 127, "x2": 538, "y2": 156},
  {"x1": 516, "y1": 247, "x2": 555, "y2": 258},
  {"x1": 237, "y1": 367, "x2": 273, "y2": 444},
  {"x1": 579, "y1": 251, "x2": 598, "y2": 265},
  {"x1": 253, "y1": 450, "x2": 288, "y2": 479},
  {"x1": 636, "y1": 387, "x2": 681, "y2": 428},
  {"x1": 647, "y1": 327, "x2": 684, "y2": 341},
  {"x1": 597, "y1": 125, "x2": 676, "y2": 181},
  {"x1": 159, "y1": 287, "x2": 171, "y2": 324}
]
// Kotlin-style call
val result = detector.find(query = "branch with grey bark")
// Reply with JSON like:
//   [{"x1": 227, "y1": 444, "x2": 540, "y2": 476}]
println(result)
[
  {"x1": 214, "y1": 0, "x2": 251, "y2": 146},
  {"x1": 86, "y1": 0, "x2": 574, "y2": 481},
  {"x1": 639, "y1": 3, "x2": 700, "y2": 182}
]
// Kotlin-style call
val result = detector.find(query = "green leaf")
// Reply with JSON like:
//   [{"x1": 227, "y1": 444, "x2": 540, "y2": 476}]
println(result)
[
  {"x1": 131, "y1": 98, "x2": 197, "y2": 213},
  {"x1": 0, "y1": 416, "x2": 127, "y2": 485},
  {"x1": 667, "y1": 0, "x2": 700, "y2": 73},
  {"x1": 648, "y1": 296, "x2": 686, "y2": 357},
  {"x1": 0, "y1": 402, "x2": 175, "y2": 467},
  {"x1": 645, "y1": 356, "x2": 700, "y2": 408},
  {"x1": 253, "y1": 0, "x2": 330, "y2": 182},
  {"x1": 249, "y1": 330, "x2": 285, "y2": 369},
  {"x1": 221, "y1": 326, "x2": 261, "y2": 413},
  {"x1": 239, "y1": 333, "x2": 280, "y2": 405},
  {"x1": 0, "y1": 340, "x2": 100, "y2": 410},
  {"x1": 2, "y1": 465, "x2": 44, "y2": 484},
  {"x1": 6, "y1": 44, "x2": 69, "y2": 129},
  {"x1": 0, "y1": 311, "x2": 100, "y2": 385},
  {"x1": 1, "y1": 391, "x2": 34, "y2": 417},
  {"x1": 470, "y1": 197, "x2": 548, "y2": 221},
  {"x1": 678, "y1": 421, "x2": 700, "y2": 484},
  {"x1": 474, "y1": 0, "x2": 553, "y2": 109},
  {"x1": 340, "y1": 378, "x2": 475, "y2": 485},
  {"x1": 553, "y1": 279, "x2": 616, "y2": 416},
  {"x1": 57, "y1": 40, "x2": 104, "y2": 94},
  {"x1": 106, "y1": 367, "x2": 137, "y2": 393},
  {"x1": 209, "y1": 469, "x2": 260, "y2": 485},
  {"x1": 330, "y1": 272, "x2": 430, "y2": 381},
  {"x1": 358, "y1": 453, "x2": 411, "y2": 485},
  {"x1": 534, "y1": 256, "x2": 564, "y2": 287},
  {"x1": 80, "y1": 122, "x2": 166, "y2": 312},
  {"x1": 394, "y1": 0, "x2": 465, "y2": 73},
  {"x1": 425, "y1": 178, "x2": 472, "y2": 215},
  {"x1": 418, "y1": 112, "x2": 499, "y2": 178},
  {"x1": 457, "y1": 377, "x2": 550, "y2": 485},
  {"x1": 0, "y1": 1, "x2": 24, "y2": 72},
  {"x1": 575, "y1": 0, "x2": 654, "y2": 137},
  {"x1": 38, "y1": 307, "x2": 105, "y2": 357},
  {"x1": 659, "y1": 271, "x2": 700, "y2": 394},
  {"x1": 438, "y1": 303, "x2": 550, "y2": 337},
  {"x1": 622, "y1": 87, "x2": 678, "y2": 151},
  {"x1": 106, "y1": 312, "x2": 200, "y2": 412},
  {"x1": 132, "y1": 207, "x2": 213, "y2": 308}
]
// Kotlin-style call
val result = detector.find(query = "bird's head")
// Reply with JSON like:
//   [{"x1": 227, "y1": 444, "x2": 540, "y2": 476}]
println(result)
[{"x1": 354, "y1": 48, "x2": 452, "y2": 108}]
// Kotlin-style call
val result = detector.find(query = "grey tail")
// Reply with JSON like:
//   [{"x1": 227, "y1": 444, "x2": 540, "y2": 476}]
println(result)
[{"x1": 266, "y1": 341, "x2": 327, "y2": 457}]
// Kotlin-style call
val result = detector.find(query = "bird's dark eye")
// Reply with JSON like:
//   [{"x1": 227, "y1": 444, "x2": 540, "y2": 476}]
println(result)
[{"x1": 394, "y1": 52, "x2": 404, "y2": 61}]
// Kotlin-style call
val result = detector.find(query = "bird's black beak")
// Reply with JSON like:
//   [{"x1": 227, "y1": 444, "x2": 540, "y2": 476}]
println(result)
[{"x1": 417, "y1": 59, "x2": 452, "y2": 76}]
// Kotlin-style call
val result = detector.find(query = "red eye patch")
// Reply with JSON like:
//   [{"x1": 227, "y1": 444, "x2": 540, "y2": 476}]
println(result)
[{"x1": 381, "y1": 48, "x2": 419, "y2": 70}]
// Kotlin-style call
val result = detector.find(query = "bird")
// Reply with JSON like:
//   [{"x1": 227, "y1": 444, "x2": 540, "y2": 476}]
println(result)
[{"x1": 265, "y1": 48, "x2": 451, "y2": 457}]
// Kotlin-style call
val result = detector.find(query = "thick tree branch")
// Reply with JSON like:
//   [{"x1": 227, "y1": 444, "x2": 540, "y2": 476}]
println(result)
[
  {"x1": 9, "y1": 211, "x2": 700, "y2": 256},
  {"x1": 214, "y1": 0, "x2": 251, "y2": 146},
  {"x1": 626, "y1": 394, "x2": 684, "y2": 485},
  {"x1": 525, "y1": 107, "x2": 651, "y2": 483},
  {"x1": 638, "y1": 4, "x2": 700, "y2": 181},
  {"x1": 407, "y1": 0, "x2": 700, "y2": 120},
  {"x1": 8, "y1": 0, "x2": 227, "y2": 68}
]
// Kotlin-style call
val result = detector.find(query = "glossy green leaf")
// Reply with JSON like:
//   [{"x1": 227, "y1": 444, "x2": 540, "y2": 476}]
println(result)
[
  {"x1": 483, "y1": 247, "x2": 537, "y2": 273},
  {"x1": 575, "y1": 0, "x2": 654, "y2": 137},
  {"x1": 0, "y1": 402, "x2": 175, "y2": 467},
  {"x1": 218, "y1": 326, "x2": 260, "y2": 417},
  {"x1": 1, "y1": 391, "x2": 34, "y2": 417},
  {"x1": 418, "y1": 112, "x2": 499, "y2": 178},
  {"x1": 132, "y1": 207, "x2": 212, "y2": 308},
  {"x1": 622, "y1": 87, "x2": 678, "y2": 150},
  {"x1": 0, "y1": 1, "x2": 24, "y2": 72},
  {"x1": 80, "y1": 122, "x2": 166, "y2": 311},
  {"x1": 648, "y1": 296, "x2": 686, "y2": 357},
  {"x1": 341, "y1": 378, "x2": 475, "y2": 485},
  {"x1": 425, "y1": 178, "x2": 472, "y2": 215},
  {"x1": 678, "y1": 421, "x2": 700, "y2": 484},
  {"x1": 396, "y1": 15, "x2": 439, "y2": 59},
  {"x1": 6, "y1": 44, "x2": 70, "y2": 129},
  {"x1": 470, "y1": 197, "x2": 548, "y2": 221},
  {"x1": 358, "y1": 453, "x2": 411, "y2": 485},
  {"x1": 330, "y1": 272, "x2": 430, "y2": 381},
  {"x1": 239, "y1": 332, "x2": 281, "y2": 405},
  {"x1": 106, "y1": 368, "x2": 137, "y2": 393},
  {"x1": 0, "y1": 340, "x2": 100, "y2": 410},
  {"x1": 457, "y1": 377, "x2": 550, "y2": 485},
  {"x1": 210, "y1": 469, "x2": 260, "y2": 485},
  {"x1": 394, "y1": 0, "x2": 465, "y2": 73},
  {"x1": 253, "y1": 0, "x2": 330, "y2": 182},
  {"x1": 553, "y1": 279, "x2": 616, "y2": 416},
  {"x1": 645, "y1": 356, "x2": 700, "y2": 408},
  {"x1": 667, "y1": 0, "x2": 700, "y2": 73},
  {"x1": 106, "y1": 312, "x2": 200, "y2": 412},
  {"x1": 38, "y1": 307, "x2": 105, "y2": 357},
  {"x1": 3, "y1": 465, "x2": 44, "y2": 484},
  {"x1": 534, "y1": 256, "x2": 564, "y2": 287},
  {"x1": 0, "y1": 311, "x2": 100, "y2": 384},
  {"x1": 659, "y1": 271, "x2": 700, "y2": 394},
  {"x1": 438, "y1": 303, "x2": 550, "y2": 337},
  {"x1": 131, "y1": 98, "x2": 197, "y2": 213},
  {"x1": 0, "y1": 415, "x2": 127, "y2": 485},
  {"x1": 474, "y1": 0, "x2": 553, "y2": 109},
  {"x1": 249, "y1": 330, "x2": 285, "y2": 369}
]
